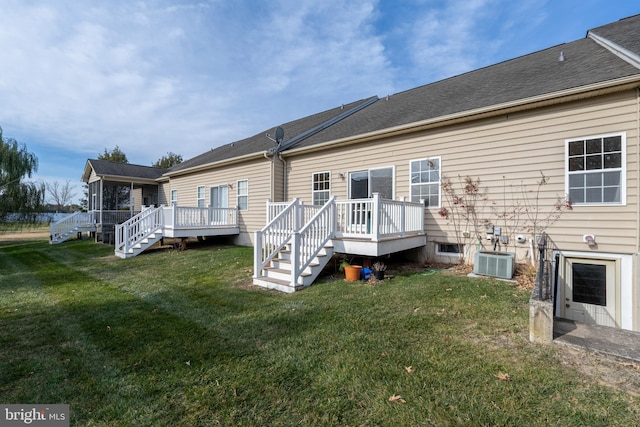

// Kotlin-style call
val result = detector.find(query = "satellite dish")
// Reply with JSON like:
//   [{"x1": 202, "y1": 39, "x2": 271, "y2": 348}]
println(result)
[{"x1": 274, "y1": 126, "x2": 284, "y2": 144}]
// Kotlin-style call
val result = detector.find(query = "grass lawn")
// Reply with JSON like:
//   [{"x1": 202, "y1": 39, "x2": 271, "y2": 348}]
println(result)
[{"x1": 1, "y1": 238, "x2": 639, "y2": 426}]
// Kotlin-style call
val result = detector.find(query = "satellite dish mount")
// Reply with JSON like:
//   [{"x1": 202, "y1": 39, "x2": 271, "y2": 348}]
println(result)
[{"x1": 266, "y1": 126, "x2": 285, "y2": 145}]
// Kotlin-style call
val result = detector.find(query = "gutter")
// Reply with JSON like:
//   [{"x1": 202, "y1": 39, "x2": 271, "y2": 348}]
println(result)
[
  {"x1": 88, "y1": 175, "x2": 160, "y2": 185},
  {"x1": 282, "y1": 74, "x2": 640, "y2": 157},
  {"x1": 161, "y1": 151, "x2": 269, "y2": 179}
]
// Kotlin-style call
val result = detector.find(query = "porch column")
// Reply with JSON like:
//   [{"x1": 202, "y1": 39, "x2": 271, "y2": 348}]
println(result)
[{"x1": 99, "y1": 179, "x2": 104, "y2": 231}]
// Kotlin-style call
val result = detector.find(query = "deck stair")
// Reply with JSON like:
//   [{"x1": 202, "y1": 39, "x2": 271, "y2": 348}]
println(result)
[
  {"x1": 115, "y1": 206, "x2": 164, "y2": 259},
  {"x1": 253, "y1": 198, "x2": 336, "y2": 293},
  {"x1": 255, "y1": 241, "x2": 334, "y2": 293},
  {"x1": 50, "y1": 212, "x2": 96, "y2": 244}
]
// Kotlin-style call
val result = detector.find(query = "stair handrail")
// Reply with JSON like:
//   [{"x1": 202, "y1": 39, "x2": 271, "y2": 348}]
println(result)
[
  {"x1": 49, "y1": 211, "x2": 96, "y2": 243},
  {"x1": 115, "y1": 206, "x2": 164, "y2": 254},
  {"x1": 254, "y1": 198, "x2": 301, "y2": 277},
  {"x1": 291, "y1": 196, "x2": 336, "y2": 284}
]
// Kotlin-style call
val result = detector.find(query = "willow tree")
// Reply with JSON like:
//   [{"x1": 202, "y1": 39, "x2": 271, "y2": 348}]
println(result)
[{"x1": 0, "y1": 127, "x2": 45, "y2": 224}]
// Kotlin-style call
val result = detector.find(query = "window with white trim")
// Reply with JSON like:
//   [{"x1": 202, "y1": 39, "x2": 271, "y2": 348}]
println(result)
[
  {"x1": 312, "y1": 171, "x2": 331, "y2": 205},
  {"x1": 237, "y1": 179, "x2": 248, "y2": 210},
  {"x1": 410, "y1": 157, "x2": 440, "y2": 207},
  {"x1": 197, "y1": 186, "x2": 206, "y2": 207},
  {"x1": 170, "y1": 190, "x2": 178, "y2": 206},
  {"x1": 566, "y1": 133, "x2": 625, "y2": 205}
]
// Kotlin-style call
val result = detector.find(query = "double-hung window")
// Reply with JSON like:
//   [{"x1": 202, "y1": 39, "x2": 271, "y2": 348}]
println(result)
[
  {"x1": 196, "y1": 186, "x2": 206, "y2": 207},
  {"x1": 410, "y1": 157, "x2": 440, "y2": 207},
  {"x1": 170, "y1": 189, "x2": 178, "y2": 206},
  {"x1": 566, "y1": 133, "x2": 625, "y2": 205},
  {"x1": 312, "y1": 172, "x2": 331, "y2": 205},
  {"x1": 237, "y1": 179, "x2": 248, "y2": 210}
]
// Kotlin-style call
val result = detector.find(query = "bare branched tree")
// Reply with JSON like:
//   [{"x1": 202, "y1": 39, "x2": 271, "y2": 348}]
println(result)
[{"x1": 46, "y1": 180, "x2": 77, "y2": 212}]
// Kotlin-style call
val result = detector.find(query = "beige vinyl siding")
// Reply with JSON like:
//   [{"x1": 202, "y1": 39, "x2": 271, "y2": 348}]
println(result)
[
  {"x1": 273, "y1": 158, "x2": 285, "y2": 202},
  {"x1": 167, "y1": 158, "x2": 273, "y2": 245},
  {"x1": 285, "y1": 90, "x2": 638, "y2": 256},
  {"x1": 132, "y1": 188, "x2": 143, "y2": 211},
  {"x1": 88, "y1": 169, "x2": 100, "y2": 184},
  {"x1": 158, "y1": 182, "x2": 170, "y2": 206}
]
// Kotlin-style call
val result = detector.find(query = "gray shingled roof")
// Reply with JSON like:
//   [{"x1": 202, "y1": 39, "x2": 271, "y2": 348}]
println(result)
[
  {"x1": 167, "y1": 97, "x2": 376, "y2": 174},
  {"x1": 292, "y1": 18, "x2": 640, "y2": 150},
  {"x1": 589, "y1": 14, "x2": 640, "y2": 56},
  {"x1": 87, "y1": 159, "x2": 167, "y2": 181}
]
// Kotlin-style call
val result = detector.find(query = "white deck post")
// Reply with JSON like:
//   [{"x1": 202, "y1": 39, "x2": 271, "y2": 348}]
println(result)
[
  {"x1": 291, "y1": 232, "x2": 300, "y2": 287},
  {"x1": 400, "y1": 196, "x2": 406, "y2": 237},
  {"x1": 330, "y1": 197, "x2": 337, "y2": 236},
  {"x1": 265, "y1": 198, "x2": 271, "y2": 223},
  {"x1": 419, "y1": 199, "x2": 425, "y2": 233},
  {"x1": 372, "y1": 193, "x2": 381, "y2": 242},
  {"x1": 172, "y1": 204, "x2": 177, "y2": 228},
  {"x1": 254, "y1": 231, "x2": 262, "y2": 279},
  {"x1": 296, "y1": 200, "x2": 304, "y2": 231}
]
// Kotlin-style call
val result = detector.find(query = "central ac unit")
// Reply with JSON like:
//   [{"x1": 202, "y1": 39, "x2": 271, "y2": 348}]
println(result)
[{"x1": 473, "y1": 251, "x2": 515, "y2": 279}]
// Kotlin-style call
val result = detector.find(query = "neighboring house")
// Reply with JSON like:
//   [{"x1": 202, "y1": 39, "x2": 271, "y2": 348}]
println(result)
[
  {"x1": 51, "y1": 15, "x2": 640, "y2": 332},
  {"x1": 50, "y1": 160, "x2": 168, "y2": 244}
]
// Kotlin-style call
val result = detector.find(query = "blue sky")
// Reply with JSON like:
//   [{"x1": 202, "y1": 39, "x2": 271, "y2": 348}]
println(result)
[{"x1": 1, "y1": 0, "x2": 638, "y2": 204}]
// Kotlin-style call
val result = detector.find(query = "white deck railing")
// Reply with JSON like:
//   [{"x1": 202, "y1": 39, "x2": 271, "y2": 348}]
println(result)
[
  {"x1": 165, "y1": 206, "x2": 238, "y2": 229},
  {"x1": 49, "y1": 211, "x2": 97, "y2": 243},
  {"x1": 256, "y1": 194, "x2": 425, "y2": 283},
  {"x1": 116, "y1": 205, "x2": 239, "y2": 254},
  {"x1": 266, "y1": 199, "x2": 322, "y2": 224},
  {"x1": 291, "y1": 196, "x2": 336, "y2": 284},
  {"x1": 116, "y1": 206, "x2": 164, "y2": 254},
  {"x1": 334, "y1": 194, "x2": 424, "y2": 240},
  {"x1": 255, "y1": 199, "x2": 300, "y2": 275}
]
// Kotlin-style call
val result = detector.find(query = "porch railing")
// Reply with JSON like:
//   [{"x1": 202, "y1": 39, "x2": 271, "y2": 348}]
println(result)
[
  {"x1": 266, "y1": 199, "x2": 322, "y2": 224},
  {"x1": 255, "y1": 199, "x2": 300, "y2": 276},
  {"x1": 116, "y1": 205, "x2": 239, "y2": 254},
  {"x1": 49, "y1": 211, "x2": 97, "y2": 243},
  {"x1": 100, "y1": 210, "x2": 139, "y2": 225},
  {"x1": 165, "y1": 206, "x2": 238, "y2": 229},
  {"x1": 115, "y1": 206, "x2": 164, "y2": 254},
  {"x1": 291, "y1": 196, "x2": 336, "y2": 284},
  {"x1": 334, "y1": 194, "x2": 424, "y2": 240}
]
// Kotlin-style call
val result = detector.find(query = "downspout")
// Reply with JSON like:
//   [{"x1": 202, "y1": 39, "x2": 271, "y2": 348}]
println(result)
[
  {"x1": 263, "y1": 152, "x2": 274, "y2": 201},
  {"x1": 278, "y1": 152, "x2": 287, "y2": 201},
  {"x1": 636, "y1": 87, "x2": 640, "y2": 330},
  {"x1": 636, "y1": 87, "x2": 640, "y2": 255}
]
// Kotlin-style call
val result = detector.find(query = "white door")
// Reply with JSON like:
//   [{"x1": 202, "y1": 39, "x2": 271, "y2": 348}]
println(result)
[
  {"x1": 210, "y1": 185, "x2": 229, "y2": 224},
  {"x1": 562, "y1": 257, "x2": 618, "y2": 327}
]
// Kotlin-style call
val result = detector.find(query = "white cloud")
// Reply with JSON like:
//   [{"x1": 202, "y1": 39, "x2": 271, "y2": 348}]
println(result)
[{"x1": 0, "y1": 0, "x2": 630, "y2": 186}]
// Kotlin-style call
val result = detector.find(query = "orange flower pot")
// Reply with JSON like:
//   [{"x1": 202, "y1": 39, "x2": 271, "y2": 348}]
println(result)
[{"x1": 344, "y1": 265, "x2": 362, "y2": 282}]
